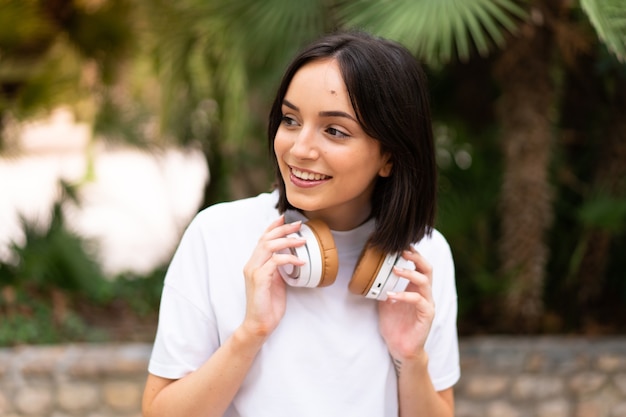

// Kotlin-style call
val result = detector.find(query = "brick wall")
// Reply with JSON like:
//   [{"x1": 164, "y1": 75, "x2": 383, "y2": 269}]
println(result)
[{"x1": 1, "y1": 337, "x2": 625, "y2": 417}]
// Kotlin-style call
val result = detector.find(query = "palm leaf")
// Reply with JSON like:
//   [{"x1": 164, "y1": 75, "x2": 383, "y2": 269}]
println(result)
[
  {"x1": 218, "y1": 0, "x2": 332, "y2": 72},
  {"x1": 337, "y1": 0, "x2": 527, "y2": 66},
  {"x1": 143, "y1": 0, "x2": 327, "y2": 147},
  {"x1": 140, "y1": 0, "x2": 244, "y2": 145},
  {"x1": 581, "y1": 0, "x2": 626, "y2": 62}
]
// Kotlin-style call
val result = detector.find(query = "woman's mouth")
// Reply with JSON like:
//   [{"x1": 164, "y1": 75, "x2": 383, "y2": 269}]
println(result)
[{"x1": 291, "y1": 167, "x2": 330, "y2": 181}]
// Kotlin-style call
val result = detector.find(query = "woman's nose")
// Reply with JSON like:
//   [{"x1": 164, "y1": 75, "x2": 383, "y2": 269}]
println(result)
[{"x1": 290, "y1": 127, "x2": 319, "y2": 159}]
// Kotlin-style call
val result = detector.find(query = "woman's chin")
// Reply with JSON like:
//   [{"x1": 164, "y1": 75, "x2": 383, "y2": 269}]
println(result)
[{"x1": 285, "y1": 193, "x2": 321, "y2": 214}]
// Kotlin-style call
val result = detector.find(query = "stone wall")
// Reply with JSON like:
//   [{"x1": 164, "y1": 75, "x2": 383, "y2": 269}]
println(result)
[
  {"x1": 457, "y1": 337, "x2": 626, "y2": 417},
  {"x1": 0, "y1": 344, "x2": 149, "y2": 417},
  {"x1": 0, "y1": 337, "x2": 625, "y2": 417}
]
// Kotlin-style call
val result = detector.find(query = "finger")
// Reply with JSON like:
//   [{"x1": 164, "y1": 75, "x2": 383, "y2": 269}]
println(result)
[
  {"x1": 271, "y1": 252, "x2": 306, "y2": 267},
  {"x1": 393, "y1": 265, "x2": 430, "y2": 289},
  {"x1": 262, "y1": 233, "x2": 307, "y2": 253},
  {"x1": 246, "y1": 218, "x2": 305, "y2": 272},
  {"x1": 263, "y1": 217, "x2": 305, "y2": 241},
  {"x1": 246, "y1": 252, "x2": 306, "y2": 290},
  {"x1": 402, "y1": 247, "x2": 433, "y2": 283},
  {"x1": 256, "y1": 217, "x2": 306, "y2": 254},
  {"x1": 385, "y1": 290, "x2": 435, "y2": 314},
  {"x1": 392, "y1": 265, "x2": 433, "y2": 303}
]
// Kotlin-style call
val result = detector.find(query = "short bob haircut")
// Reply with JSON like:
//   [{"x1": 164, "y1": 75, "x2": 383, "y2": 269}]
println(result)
[{"x1": 268, "y1": 31, "x2": 436, "y2": 255}]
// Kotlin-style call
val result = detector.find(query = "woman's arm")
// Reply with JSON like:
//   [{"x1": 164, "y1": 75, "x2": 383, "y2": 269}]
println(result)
[
  {"x1": 378, "y1": 246, "x2": 456, "y2": 417},
  {"x1": 143, "y1": 326, "x2": 266, "y2": 417},
  {"x1": 395, "y1": 351, "x2": 454, "y2": 417},
  {"x1": 142, "y1": 216, "x2": 306, "y2": 417}
]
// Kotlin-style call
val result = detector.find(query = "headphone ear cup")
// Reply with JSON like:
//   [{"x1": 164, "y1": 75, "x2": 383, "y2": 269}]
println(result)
[
  {"x1": 305, "y1": 219, "x2": 339, "y2": 287},
  {"x1": 348, "y1": 245, "x2": 387, "y2": 296}
]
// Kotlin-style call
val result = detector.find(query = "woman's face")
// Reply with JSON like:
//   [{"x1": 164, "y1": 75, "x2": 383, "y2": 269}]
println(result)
[{"x1": 274, "y1": 58, "x2": 392, "y2": 231}]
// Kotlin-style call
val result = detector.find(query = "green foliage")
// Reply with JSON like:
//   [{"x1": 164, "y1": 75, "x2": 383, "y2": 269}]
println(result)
[
  {"x1": 2, "y1": 0, "x2": 626, "y2": 338},
  {"x1": 578, "y1": 193, "x2": 626, "y2": 233},
  {"x1": 219, "y1": 0, "x2": 332, "y2": 71},
  {"x1": 55, "y1": 0, "x2": 134, "y2": 83},
  {"x1": 0, "y1": 288, "x2": 109, "y2": 346},
  {"x1": 0, "y1": 182, "x2": 163, "y2": 346},
  {"x1": 94, "y1": 89, "x2": 156, "y2": 147},
  {"x1": 0, "y1": 182, "x2": 108, "y2": 297},
  {"x1": 338, "y1": 0, "x2": 526, "y2": 66},
  {"x1": 434, "y1": 121, "x2": 504, "y2": 331},
  {"x1": 581, "y1": 0, "x2": 626, "y2": 62},
  {"x1": 0, "y1": 0, "x2": 138, "y2": 153},
  {"x1": 137, "y1": 0, "x2": 530, "y2": 205},
  {"x1": 0, "y1": 1, "x2": 56, "y2": 56},
  {"x1": 0, "y1": 0, "x2": 81, "y2": 119},
  {"x1": 111, "y1": 267, "x2": 168, "y2": 317}
]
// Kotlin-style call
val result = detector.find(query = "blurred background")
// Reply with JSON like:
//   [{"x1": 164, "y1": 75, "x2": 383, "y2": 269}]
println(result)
[{"x1": 0, "y1": 0, "x2": 625, "y2": 346}]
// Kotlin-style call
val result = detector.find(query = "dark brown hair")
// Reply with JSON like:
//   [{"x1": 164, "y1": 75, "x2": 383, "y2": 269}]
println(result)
[{"x1": 268, "y1": 31, "x2": 436, "y2": 254}]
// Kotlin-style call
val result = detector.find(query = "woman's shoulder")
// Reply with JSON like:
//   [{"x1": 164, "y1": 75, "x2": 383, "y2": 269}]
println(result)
[
  {"x1": 415, "y1": 228, "x2": 450, "y2": 251},
  {"x1": 413, "y1": 228, "x2": 454, "y2": 266}
]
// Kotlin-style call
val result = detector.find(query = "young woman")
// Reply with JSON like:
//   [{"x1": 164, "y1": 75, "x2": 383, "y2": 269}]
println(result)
[{"x1": 142, "y1": 31, "x2": 460, "y2": 417}]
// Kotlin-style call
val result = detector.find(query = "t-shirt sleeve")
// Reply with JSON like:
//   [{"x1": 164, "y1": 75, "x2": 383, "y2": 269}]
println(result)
[
  {"x1": 423, "y1": 231, "x2": 461, "y2": 391},
  {"x1": 148, "y1": 215, "x2": 220, "y2": 379}
]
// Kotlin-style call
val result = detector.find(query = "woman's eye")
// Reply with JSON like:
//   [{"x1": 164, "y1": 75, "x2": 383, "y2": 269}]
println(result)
[
  {"x1": 326, "y1": 127, "x2": 349, "y2": 138},
  {"x1": 281, "y1": 115, "x2": 297, "y2": 126}
]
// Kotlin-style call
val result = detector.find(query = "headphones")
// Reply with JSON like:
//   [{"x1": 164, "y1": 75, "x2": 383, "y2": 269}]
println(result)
[{"x1": 278, "y1": 219, "x2": 411, "y2": 300}]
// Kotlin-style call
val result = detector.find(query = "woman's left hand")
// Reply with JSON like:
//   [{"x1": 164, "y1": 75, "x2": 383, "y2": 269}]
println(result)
[{"x1": 378, "y1": 246, "x2": 435, "y2": 361}]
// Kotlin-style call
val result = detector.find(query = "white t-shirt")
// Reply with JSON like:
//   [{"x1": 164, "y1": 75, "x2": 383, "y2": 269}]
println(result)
[{"x1": 148, "y1": 191, "x2": 460, "y2": 417}]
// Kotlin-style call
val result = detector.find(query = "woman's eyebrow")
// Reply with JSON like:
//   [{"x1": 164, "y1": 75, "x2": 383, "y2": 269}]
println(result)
[
  {"x1": 282, "y1": 99, "x2": 357, "y2": 122},
  {"x1": 283, "y1": 99, "x2": 299, "y2": 111},
  {"x1": 319, "y1": 110, "x2": 357, "y2": 122}
]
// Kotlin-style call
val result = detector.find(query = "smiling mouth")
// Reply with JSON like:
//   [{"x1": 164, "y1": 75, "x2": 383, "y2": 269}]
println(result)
[{"x1": 291, "y1": 167, "x2": 330, "y2": 181}]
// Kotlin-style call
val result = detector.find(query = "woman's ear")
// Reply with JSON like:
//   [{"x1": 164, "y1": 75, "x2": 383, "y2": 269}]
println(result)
[{"x1": 378, "y1": 154, "x2": 393, "y2": 177}]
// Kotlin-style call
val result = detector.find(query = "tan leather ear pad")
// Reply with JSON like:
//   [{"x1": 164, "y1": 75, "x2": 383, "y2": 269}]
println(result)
[
  {"x1": 348, "y1": 245, "x2": 386, "y2": 296},
  {"x1": 306, "y1": 219, "x2": 339, "y2": 287}
]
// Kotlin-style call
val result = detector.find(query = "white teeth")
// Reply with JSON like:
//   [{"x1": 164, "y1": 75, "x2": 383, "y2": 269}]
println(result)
[{"x1": 292, "y1": 168, "x2": 328, "y2": 181}]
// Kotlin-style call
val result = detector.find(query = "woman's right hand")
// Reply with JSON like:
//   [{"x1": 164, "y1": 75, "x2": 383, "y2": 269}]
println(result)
[
  {"x1": 241, "y1": 215, "x2": 306, "y2": 339},
  {"x1": 143, "y1": 216, "x2": 305, "y2": 417}
]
